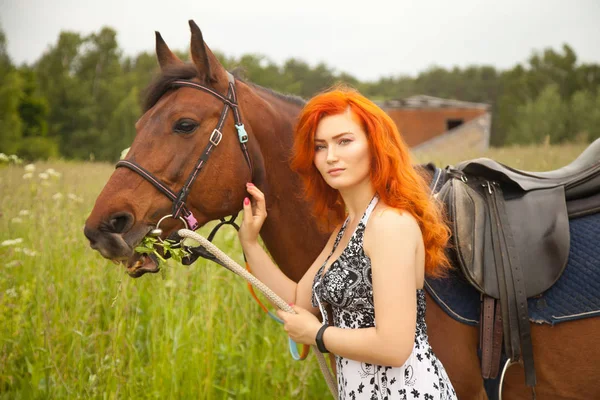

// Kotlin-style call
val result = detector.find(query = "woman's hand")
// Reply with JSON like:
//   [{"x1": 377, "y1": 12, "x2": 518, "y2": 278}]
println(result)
[
  {"x1": 238, "y1": 183, "x2": 268, "y2": 246},
  {"x1": 276, "y1": 305, "x2": 323, "y2": 346}
]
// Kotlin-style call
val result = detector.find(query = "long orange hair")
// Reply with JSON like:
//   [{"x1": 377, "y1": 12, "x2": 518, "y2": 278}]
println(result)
[{"x1": 290, "y1": 86, "x2": 451, "y2": 277}]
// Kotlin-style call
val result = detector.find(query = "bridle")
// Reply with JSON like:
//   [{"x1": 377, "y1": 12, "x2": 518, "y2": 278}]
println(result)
[
  {"x1": 114, "y1": 73, "x2": 310, "y2": 361},
  {"x1": 116, "y1": 72, "x2": 253, "y2": 237}
]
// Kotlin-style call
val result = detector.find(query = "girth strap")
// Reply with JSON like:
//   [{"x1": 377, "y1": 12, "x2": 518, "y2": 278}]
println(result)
[
  {"x1": 480, "y1": 297, "x2": 504, "y2": 379},
  {"x1": 487, "y1": 182, "x2": 537, "y2": 388}
]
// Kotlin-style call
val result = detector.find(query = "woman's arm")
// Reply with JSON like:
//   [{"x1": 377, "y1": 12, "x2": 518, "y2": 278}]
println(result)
[
  {"x1": 240, "y1": 183, "x2": 339, "y2": 312},
  {"x1": 278, "y1": 209, "x2": 422, "y2": 367}
]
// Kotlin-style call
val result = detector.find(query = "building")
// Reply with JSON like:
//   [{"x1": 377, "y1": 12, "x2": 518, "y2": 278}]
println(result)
[{"x1": 377, "y1": 95, "x2": 492, "y2": 153}]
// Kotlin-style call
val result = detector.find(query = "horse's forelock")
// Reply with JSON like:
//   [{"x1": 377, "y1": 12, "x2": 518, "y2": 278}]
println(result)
[{"x1": 143, "y1": 64, "x2": 199, "y2": 111}]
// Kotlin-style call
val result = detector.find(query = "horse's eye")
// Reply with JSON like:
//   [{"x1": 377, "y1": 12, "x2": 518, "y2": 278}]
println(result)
[{"x1": 173, "y1": 119, "x2": 198, "y2": 134}]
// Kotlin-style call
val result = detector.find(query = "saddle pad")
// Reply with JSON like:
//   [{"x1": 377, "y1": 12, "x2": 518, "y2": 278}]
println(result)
[{"x1": 425, "y1": 212, "x2": 600, "y2": 326}]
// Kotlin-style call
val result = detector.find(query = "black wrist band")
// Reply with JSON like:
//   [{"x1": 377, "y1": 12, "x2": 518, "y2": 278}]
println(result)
[{"x1": 316, "y1": 324, "x2": 329, "y2": 353}]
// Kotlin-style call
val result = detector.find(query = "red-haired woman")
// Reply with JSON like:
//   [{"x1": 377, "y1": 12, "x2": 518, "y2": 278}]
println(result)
[{"x1": 238, "y1": 87, "x2": 456, "y2": 400}]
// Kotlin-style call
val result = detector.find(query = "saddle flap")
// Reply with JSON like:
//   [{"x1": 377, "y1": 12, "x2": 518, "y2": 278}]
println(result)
[
  {"x1": 446, "y1": 178, "x2": 487, "y2": 293},
  {"x1": 443, "y1": 177, "x2": 571, "y2": 298}
]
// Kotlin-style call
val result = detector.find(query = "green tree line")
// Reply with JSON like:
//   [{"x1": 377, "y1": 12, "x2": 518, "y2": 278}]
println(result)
[{"x1": 1, "y1": 26, "x2": 599, "y2": 161}]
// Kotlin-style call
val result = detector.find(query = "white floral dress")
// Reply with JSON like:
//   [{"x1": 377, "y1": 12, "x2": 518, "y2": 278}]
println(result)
[{"x1": 312, "y1": 195, "x2": 457, "y2": 400}]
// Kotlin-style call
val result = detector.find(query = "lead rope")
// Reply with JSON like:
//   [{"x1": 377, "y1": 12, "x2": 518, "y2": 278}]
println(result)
[{"x1": 177, "y1": 228, "x2": 339, "y2": 399}]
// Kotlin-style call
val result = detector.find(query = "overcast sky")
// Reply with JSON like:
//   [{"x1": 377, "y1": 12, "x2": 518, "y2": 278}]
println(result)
[{"x1": 1, "y1": 0, "x2": 599, "y2": 81}]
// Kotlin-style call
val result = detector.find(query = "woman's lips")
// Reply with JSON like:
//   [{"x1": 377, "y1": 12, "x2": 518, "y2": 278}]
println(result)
[{"x1": 328, "y1": 168, "x2": 344, "y2": 176}]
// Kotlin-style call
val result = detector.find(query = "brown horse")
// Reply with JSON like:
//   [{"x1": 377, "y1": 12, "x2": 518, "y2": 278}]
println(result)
[{"x1": 84, "y1": 21, "x2": 599, "y2": 399}]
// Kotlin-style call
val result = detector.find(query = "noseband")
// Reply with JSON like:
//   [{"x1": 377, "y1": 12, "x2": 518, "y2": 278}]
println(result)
[{"x1": 116, "y1": 72, "x2": 253, "y2": 231}]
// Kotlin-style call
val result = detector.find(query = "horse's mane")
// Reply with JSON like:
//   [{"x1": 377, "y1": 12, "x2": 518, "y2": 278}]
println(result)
[
  {"x1": 231, "y1": 69, "x2": 306, "y2": 107},
  {"x1": 143, "y1": 64, "x2": 305, "y2": 111}
]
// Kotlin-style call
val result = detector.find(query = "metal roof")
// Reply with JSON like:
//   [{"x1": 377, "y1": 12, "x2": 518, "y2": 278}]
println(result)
[{"x1": 377, "y1": 95, "x2": 490, "y2": 110}]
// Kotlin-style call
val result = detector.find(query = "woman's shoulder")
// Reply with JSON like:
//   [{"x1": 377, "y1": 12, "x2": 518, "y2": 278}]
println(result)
[
  {"x1": 363, "y1": 203, "x2": 422, "y2": 253},
  {"x1": 363, "y1": 202, "x2": 424, "y2": 273},
  {"x1": 368, "y1": 203, "x2": 421, "y2": 236}
]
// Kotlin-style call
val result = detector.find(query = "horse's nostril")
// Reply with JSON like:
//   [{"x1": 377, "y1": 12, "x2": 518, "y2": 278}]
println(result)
[
  {"x1": 107, "y1": 212, "x2": 134, "y2": 234},
  {"x1": 83, "y1": 226, "x2": 97, "y2": 246}
]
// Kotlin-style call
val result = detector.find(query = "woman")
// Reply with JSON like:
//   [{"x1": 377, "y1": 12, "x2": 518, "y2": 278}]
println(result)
[{"x1": 238, "y1": 87, "x2": 456, "y2": 400}]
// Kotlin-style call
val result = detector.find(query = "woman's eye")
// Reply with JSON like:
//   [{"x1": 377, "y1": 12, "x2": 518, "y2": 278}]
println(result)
[
  {"x1": 174, "y1": 119, "x2": 198, "y2": 134},
  {"x1": 315, "y1": 144, "x2": 326, "y2": 151},
  {"x1": 339, "y1": 139, "x2": 351, "y2": 145}
]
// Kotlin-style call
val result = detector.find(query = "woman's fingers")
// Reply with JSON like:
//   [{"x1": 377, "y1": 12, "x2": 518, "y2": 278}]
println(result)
[
  {"x1": 242, "y1": 196, "x2": 253, "y2": 223},
  {"x1": 246, "y1": 183, "x2": 267, "y2": 217}
]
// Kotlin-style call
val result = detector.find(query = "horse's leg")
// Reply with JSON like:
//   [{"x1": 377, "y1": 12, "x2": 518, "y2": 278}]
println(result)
[
  {"x1": 502, "y1": 317, "x2": 600, "y2": 400},
  {"x1": 425, "y1": 293, "x2": 488, "y2": 399}
]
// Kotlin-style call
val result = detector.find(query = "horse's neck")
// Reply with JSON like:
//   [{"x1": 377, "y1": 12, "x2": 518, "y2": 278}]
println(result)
[{"x1": 242, "y1": 86, "x2": 329, "y2": 282}]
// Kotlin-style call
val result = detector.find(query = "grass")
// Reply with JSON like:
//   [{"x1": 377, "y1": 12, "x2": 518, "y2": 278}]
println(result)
[{"x1": 0, "y1": 142, "x2": 590, "y2": 399}]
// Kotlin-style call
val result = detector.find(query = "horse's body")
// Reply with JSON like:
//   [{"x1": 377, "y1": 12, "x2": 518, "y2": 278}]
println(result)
[{"x1": 84, "y1": 21, "x2": 600, "y2": 399}]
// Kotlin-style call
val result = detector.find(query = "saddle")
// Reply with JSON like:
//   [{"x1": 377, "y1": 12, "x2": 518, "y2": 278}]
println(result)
[{"x1": 437, "y1": 138, "x2": 600, "y2": 389}]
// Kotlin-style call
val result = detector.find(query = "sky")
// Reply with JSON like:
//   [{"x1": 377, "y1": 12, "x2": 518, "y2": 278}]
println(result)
[{"x1": 1, "y1": 0, "x2": 599, "y2": 81}]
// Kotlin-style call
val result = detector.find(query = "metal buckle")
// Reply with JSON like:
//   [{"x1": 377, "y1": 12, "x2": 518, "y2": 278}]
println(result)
[
  {"x1": 210, "y1": 129, "x2": 223, "y2": 146},
  {"x1": 236, "y1": 124, "x2": 249, "y2": 144}
]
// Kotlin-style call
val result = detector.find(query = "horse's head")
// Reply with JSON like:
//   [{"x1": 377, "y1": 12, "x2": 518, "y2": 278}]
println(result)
[{"x1": 84, "y1": 21, "x2": 264, "y2": 277}]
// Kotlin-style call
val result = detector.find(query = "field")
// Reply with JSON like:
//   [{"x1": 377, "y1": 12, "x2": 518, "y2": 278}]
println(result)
[{"x1": 0, "y1": 143, "x2": 590, "y2": 399}]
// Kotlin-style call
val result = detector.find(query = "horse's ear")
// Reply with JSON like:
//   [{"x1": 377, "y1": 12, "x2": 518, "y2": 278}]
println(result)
[
  {"x1": 188, "y1": 20, "x2": 227, "y2": 84},
  {"x1": 155, "y1": 31, "x2": 183, "y2": 69}
]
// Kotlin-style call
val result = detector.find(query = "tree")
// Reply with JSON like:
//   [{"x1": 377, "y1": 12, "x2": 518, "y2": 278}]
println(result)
[
  {"x1": 570, "y1": 88, "x2": 600, "y2": 141},
  {"x1": 507, "y1": 84, "x2": 569, "y2": 144},
  {"x1": 0, "y1": 71, "x2": 23, "y2": 154},
  {"x1": 17, "y1": 67, "x2": 49, "y2": 138},
  {"x1": 97, "y1": 87, "x2": 141, "y2": 161},
  {"x1": 0, "y1": 27, "x2": 12, "y2": 78}
]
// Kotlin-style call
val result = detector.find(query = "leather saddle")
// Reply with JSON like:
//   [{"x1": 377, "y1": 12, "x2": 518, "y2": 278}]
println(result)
[{"x1": 436, "y1": 138, "x2": 600, "y2": 389}]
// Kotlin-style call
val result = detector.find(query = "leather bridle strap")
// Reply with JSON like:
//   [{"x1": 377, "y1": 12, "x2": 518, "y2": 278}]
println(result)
[{"x1": 115, "y1": 73, "x2": 253, "y2": 231}]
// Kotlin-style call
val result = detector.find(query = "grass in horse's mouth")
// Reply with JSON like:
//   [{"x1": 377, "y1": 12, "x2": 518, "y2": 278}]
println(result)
[{"x1": 126, "y1": 252, "x2": 160, "y2": 278}]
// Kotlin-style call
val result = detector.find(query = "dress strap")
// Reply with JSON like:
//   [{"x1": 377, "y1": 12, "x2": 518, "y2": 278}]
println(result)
[{"x1": 360, "y1": 194, "x2": 379, "y2": 226}]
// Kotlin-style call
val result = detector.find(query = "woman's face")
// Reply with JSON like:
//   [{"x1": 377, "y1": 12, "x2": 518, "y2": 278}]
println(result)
[{"x1": 313, "y1": 110, "x2": 371, "y2": 190}]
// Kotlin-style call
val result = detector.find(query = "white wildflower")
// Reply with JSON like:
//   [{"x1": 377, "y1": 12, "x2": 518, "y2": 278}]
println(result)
[
  {"x1": 0, "y1": 153, "x2": 8, "y2": 162},
  {"x1": 19, "y1": 210, "x2": 30, "y2": 216},
  {"x1": 6, "y1": 260, "x2": 21, "y2": 268},
  {"x1": 5, "y1": 288, "x2": 17, "y2": 298},
  {"x1": 22, "y1": 248, "x2": 37, "y2": 257},
  {"x1": 38, "y1": 172, "x2": 49, "y2": 180},
  {"x1": 46, "y1": 168, "x2": 62, "y2": 178},
  {"x1": 67, "y1": 193, "x2": 83, "y2": 203},
  {"x1": 25, "y1": 164, "x2": 35, "y2": 172},
  {"x1": 52, "y1": 193, "x2": 63, "y2": 200},
  {"x1": 11, "y1": 217, "x2": 23, "y2": 224},
  {"x1": 9, "y1": 155, "x2": 22, "y2": 164},
  {"x1": 1, "y1": 238, "x2": 23, "y2": 247},
  {"x1": 22, "y1": 172, "x2": 33, "y2": 179}
]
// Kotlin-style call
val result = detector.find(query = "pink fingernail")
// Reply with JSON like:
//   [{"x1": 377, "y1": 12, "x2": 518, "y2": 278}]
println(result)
[
  {"x1": 247, "y1": 182, "x2": 254, "y2": 187},
  {"x1": 244, "y1": 197, "x2": 250, "y2": 205}
]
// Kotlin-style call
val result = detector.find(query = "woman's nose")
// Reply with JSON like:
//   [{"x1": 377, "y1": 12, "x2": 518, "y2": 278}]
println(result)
[{"x1": 326, "y1": 147, "x2": 338, "y2": 163}]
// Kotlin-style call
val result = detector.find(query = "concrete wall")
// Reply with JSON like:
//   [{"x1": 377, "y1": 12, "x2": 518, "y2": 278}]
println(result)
[
  {"x1": 411, "y1": 113, "x2": 491, "y2": 153},
  {"x1": 383, "y1": 107, "x2": 488, "y2": 147}
]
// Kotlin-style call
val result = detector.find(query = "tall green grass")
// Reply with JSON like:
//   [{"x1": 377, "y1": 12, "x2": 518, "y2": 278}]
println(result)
[{"x1": 0, "y1": 143, "x2": 589, "y2": 399}]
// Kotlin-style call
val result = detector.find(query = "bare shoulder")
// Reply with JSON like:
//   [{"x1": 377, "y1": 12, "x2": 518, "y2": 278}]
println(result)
[
  {"x1": 369, "y1": 204, "x2": 421, "y2": 236},
  {"x1": 364, "y1": 205, "x2": 422, "y2": 251}
]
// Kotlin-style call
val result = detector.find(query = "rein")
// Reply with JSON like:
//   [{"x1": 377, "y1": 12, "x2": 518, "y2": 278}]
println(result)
[{"x1": 177, "y1": 228, "x2": 339, "y2": 399}]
